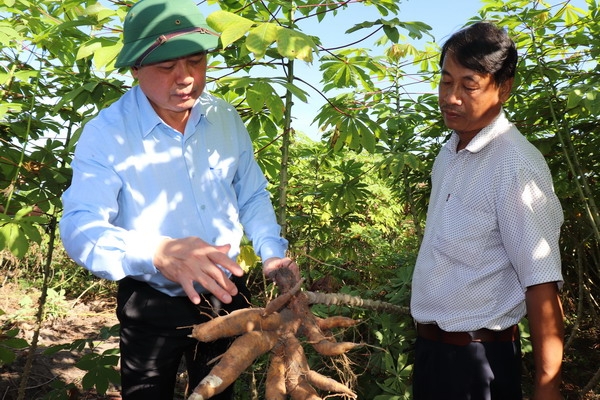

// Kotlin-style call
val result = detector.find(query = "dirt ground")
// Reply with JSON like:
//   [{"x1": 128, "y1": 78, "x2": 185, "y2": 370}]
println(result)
[
  {"x1": 0, "y1": 282, "x2": 122, "y2": 400},
  {"x1": 1, "y1": 282, "x2": 599, "y2": 400}
]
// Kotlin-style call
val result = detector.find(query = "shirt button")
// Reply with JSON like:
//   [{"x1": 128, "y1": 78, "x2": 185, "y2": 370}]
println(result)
[{"x1": 200, "y1": 205, "x2": 206, "y2": 210}]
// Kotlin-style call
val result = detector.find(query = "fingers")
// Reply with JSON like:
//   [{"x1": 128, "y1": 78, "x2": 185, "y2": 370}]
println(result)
[
  {"x1": 263, "y1": 257, "x2": 300, "y2": 280},
  {"x1": 182, "y1": 267, "x2": 238, "y2": 304},
  {"x1": 283, "y1": 258, "x2": 300, "y2": 279},
  {"x1": 188, "y1": 250, "x2": 241, "y2": 304},
  {"x1": 212, "y1": 244, "x2": 244, "y2": 277},
  {"x1": 205, "y1": 266, "x2": 239, "y2": 300},
  {"x1": 182, "y1": 281, "x2": 202, "y2": 305},
  {"x1": 153, "y1": 237, "x2": 244, "y2": 304}
]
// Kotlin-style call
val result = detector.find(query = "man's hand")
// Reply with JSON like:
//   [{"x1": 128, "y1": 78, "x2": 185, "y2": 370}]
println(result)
[
  {"x1": 153, "y1": 237, "x2": 244, "y2": 305},
  {"x1": 263, "y1": 257, "x2": 300, "y2": 281}
]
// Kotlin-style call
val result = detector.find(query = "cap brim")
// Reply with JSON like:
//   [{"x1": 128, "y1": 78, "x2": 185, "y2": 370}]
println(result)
[{"x1": 115, "y1": 31, "x2": 219, "y2": 68}]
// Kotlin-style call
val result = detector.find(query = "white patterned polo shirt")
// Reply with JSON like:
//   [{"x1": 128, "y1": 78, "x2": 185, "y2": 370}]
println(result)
[{"x1": 410, "y1": 111, "x2": 564, "y2": 332}]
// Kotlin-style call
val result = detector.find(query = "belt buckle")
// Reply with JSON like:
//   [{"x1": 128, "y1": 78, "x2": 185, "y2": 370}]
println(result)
[
  {"x1": 467, "y1": 330, "x2": 480, "y2": 344},
  {"x1": 453, "y1": 331, "x2": 473, "y2": 346}
]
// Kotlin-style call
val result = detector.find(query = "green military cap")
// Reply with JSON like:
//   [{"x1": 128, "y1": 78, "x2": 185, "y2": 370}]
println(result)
[{"x1": 115, "y1": 0, "x2": 219, "y2": 68}]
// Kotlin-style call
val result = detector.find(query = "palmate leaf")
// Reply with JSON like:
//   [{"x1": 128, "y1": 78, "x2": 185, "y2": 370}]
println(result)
[
  {"x1": 246, "y1": 80, "x2": 284, "y2": 122},
  {"x1": 346, "y1": 19, "x2": 433, "y2": 41},
  {"x1": 265, "y1": 89, "x2": 285, "y2": 122},
  {"x1": 0, "y1": 222, "x2": 28, "y2": 257},
  {"x1": 246, "y1": 82, "x2": 269, "y2": 113},
  {"x1": 320, "y1": 53, "x2": 378, "y2": 92},
  {"x1": 0, "y1": 208, "x2": 45, "y2": 257},
  {"x1": 77, "y1": 352, "x2": 120, "y2": 395},
  {"x1": 331, "y1": 114, "x2": 385, "y2": 153},
  {"x1": 207, "y1": 11, "x2": 316, "y2": 62}
]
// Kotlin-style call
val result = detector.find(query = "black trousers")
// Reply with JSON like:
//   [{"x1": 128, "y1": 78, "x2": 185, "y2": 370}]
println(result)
[
  {"x1": 412, "y1": 336, "x2": 523, "y2": 400},
  {"x1": 116, "y1": 277, "x2": 251, "y2": 400}
]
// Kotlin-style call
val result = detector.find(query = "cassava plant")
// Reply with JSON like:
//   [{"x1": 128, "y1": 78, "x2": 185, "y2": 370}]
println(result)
[{"x1": 188, "y1": 267, "x2": 408, "y2": 400}]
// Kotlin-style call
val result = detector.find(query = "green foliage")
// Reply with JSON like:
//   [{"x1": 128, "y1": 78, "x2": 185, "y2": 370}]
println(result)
[
  {"x1": 44, "y1": 324, "x2": 121, "y2": 396},
  {"x1": 208, "y1": 10, "x2": 318, "y2": 61},
  {"x1": 0, "y1": 310, "x2": 29, "y2": 367},
  {"x1": 284, "y1": 137, "x2": 416, "y2": 279},
  {"x1": 0, "y1": 0, "x2": 599, "y2": 397},
  {"x1": 76, "y1": 350, "x2": 121, "y2": 395}
]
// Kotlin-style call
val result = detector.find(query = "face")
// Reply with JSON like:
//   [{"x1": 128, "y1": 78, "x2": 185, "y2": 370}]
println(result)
[
  {"x1": 438, "y1": 55, "x2": 512, "y2": 146},
  {"x1": 132, "y1": 53, "x2": 208, "y2": 127}
]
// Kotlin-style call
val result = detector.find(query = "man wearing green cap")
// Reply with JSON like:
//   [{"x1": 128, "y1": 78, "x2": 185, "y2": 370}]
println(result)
[{"x1": 60, "y1": 0, "x2": 298, "y2": 398}]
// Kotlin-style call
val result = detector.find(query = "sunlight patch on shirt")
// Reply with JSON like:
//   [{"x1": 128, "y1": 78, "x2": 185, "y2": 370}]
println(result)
[
  {"x1": 521, "y1": 179, "x2": 544, "y2": 209},
  {"x1": 533, "y1": 238, "x2": 551, "y2": 260}
]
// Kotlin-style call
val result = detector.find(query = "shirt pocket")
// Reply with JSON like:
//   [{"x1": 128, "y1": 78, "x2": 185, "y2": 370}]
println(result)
[
  {"x1": 207, "y1": 155, "x2": 237, "y2": 184},
  {"x1": 432, "y1": 196, "x2": 497, "y2": 268}
]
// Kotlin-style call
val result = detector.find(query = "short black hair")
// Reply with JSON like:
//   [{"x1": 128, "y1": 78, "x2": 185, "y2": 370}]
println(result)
[{"x1": 440, "y1": 22, "x2": 518, "y2": 86}]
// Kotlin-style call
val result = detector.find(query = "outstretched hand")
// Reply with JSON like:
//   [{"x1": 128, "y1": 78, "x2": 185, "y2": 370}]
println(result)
[
  {"x1": 263, "y1": 257, "x2": 300, "y2": 282},
  {"x1": 153, "y1": 237, "x2": 244, "y2": 305}
]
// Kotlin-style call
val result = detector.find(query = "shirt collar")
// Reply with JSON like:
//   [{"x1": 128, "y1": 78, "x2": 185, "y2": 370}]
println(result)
[
  {"x1": 133, "y1": 86, "x2": 162, "y2": 138},
  {"x1": 134, "y1": 86, "x2": 206, "y2": 137},
  {"x1": 448, "y1": 109, "x2": 509, "y2": 154}
]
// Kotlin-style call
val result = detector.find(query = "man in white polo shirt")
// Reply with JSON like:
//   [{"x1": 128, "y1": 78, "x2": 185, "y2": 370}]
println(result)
[{"x1": 410, "y1": 22, "x2": 564, "y2": 400}]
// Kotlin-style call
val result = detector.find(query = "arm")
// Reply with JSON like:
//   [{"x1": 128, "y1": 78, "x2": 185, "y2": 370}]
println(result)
[
  {"x1": 224, "y1": 107, "x2": 294, "y2": 280},
  {"x1": 525, "y1": 282, "x2": 564, "y2": 400}
]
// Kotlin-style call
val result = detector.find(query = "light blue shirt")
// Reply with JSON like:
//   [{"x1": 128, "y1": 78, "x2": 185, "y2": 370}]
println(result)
[{"x1": 60, "y1": 86, "x2": 287, "y2": 297}]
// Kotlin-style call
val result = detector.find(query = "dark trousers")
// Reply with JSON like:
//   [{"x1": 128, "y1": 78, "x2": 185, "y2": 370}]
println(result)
[
  {"x1": 116, "y1": 277, "x2": 251, "y2": 400},
  {"x1": 413, "y1": 337, "x2": 523, "y2": 400}
]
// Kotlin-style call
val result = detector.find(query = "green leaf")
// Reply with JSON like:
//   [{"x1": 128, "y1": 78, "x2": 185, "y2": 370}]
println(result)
[
  {"x1": 2, "y1": 338, "x2": 29, "y2": 349},
  {"x1": 246, "y1": 82, "x2": 267, "y2": 113},
  {"x1": 246, "y1": 23, "x2": 280, "y2": 59},
  {"x1": 76, "y1": 353, "x2": 98, "y2": 371},
  {"x1": 0, "y1": 24, "x2": 21, "y2": 46},
  {"x1": 207, "y1": 10, "x2": 253, "y2": 48},
  {"x1": 278, "y1": 81, "x2": 309, "y2": 103},
  {"x1": 566, "y1": 89, "x2": 581, "y2": 110},
  {"x1": 404, "y1": 153, "x2": 421, "y2": 170},
  {"x1": 265, "y1": 90, "x2": 285, "y2": 122},
  {"x1": 83, "y1": 2, "x2": 116, "y2": 22},
  {"x1": 77, "y1": 38, "x2": 103, "y2": 60},
  {"x1": 361, "y1": 128, "x2": 376, "y2": 153},
  {"x1": 276, "y1": 28, "x2": 316, "y2": 62},
  {"x1": 0, "y1": 347, "x2": 16, "y2": 366},
  {"x1": 382, "y1": 24, "x2": 399, "y2": 43},
  {"x1": 77, "y1": 37, "x2": 121, "y2": 69},
  {"x1": 0, "y1": 222, "x2": 29, "y2": 257}
]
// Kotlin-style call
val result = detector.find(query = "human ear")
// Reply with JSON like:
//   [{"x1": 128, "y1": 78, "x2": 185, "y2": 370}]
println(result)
[{"x1": 500, "y1": 78, "x2": 514, "y2": 103}]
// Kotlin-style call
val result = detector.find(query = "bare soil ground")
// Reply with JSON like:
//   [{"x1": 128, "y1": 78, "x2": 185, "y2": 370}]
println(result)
[
  {"x1": 0, "y1": 282, "x2": 122, "y2": 400},
  {"x1": 1, "y1": 282, "x2": 599, "y2": 400}
]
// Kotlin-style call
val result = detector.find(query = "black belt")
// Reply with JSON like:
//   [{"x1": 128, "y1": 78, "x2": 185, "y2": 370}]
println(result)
[{"x1": 416, "y1": 323, "x2": 519, "y2": 346}]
